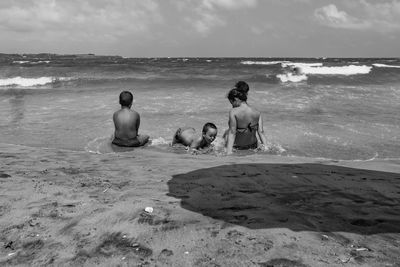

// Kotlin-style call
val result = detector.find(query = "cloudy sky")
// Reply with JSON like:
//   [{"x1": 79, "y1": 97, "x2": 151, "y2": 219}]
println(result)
[{"x1": 0, "y1": 0, "x2": 399, "y2": 57}]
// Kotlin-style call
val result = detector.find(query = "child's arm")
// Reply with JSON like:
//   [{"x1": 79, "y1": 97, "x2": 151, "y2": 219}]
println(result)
[
  {"x1": 190, "y1": 136, "x2": 214, "y2": 154},
  {"x1": 187, "y1": 137, "x2": 202, "y2": 154}
]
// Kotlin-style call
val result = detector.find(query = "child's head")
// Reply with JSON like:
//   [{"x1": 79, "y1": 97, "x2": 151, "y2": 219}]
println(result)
[
  {"x1": 235, "y1": 81, "x2": 249, "y2": 94},
  {"x1": 202, "y1": 122, "x2": 218, "y2": 144},
  {"x1": 119, "y1": 91, "x2": 133, "y2": 107}
]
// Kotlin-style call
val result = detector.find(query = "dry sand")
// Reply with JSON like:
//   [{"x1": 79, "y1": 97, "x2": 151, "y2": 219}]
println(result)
[{"x1": 1, "y1": 143, "x2": 400, "y2": 266}]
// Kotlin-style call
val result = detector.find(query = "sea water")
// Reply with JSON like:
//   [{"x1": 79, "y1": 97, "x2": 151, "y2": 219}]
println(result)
[{"x1": 0, "y1": 54, "x2": 399, "y2": 161}]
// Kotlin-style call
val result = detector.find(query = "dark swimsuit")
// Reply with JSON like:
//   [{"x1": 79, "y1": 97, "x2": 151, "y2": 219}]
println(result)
[
  {"x1": 234, "y1": 123, "x2": 259, "y2": 150},
  {"x1": 112, "y1": 135, "x2": 148, "y2": 147},
  {"x1": 112, "y1": 136, "x2": 140, "y2": 147}
]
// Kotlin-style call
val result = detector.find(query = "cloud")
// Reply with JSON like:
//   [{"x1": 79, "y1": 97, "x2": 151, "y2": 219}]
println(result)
[
  {"x1": 314, "y1": 4, "x2": 370, "y2": 30},
  {"x1": 182, "y1": 0, "x2": 257, "y2": 35},
  {"x1": 250, "y1": 24, "x2": 274, "y2": 36},
  {"x1": 314, "y1": 1, "x2": 400, "y2": 32},
  {"x1": 202, "y1": 0, "x2": 258, "y2": 10},
  {"x1": 0, "y1": 0, "x2": 260, "y2": 41},
  {"x1": 359, "y1": 0, "x2": 400, "y2": 31},
  {"x1": 186, "y1": 13, "x2": 225, "y2": 35},
  {"x1": 292, "y1": 0, "x2": 311, "y2": 3},
  {"x1": 0, "y1": 0, "x2": 163, "y2": 41}
]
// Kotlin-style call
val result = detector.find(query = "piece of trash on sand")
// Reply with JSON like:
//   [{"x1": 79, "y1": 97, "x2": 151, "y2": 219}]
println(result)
[
  {"x1": 8, "y1": 252, "x2": 16, "y2": 257},
  {"x1": 338, "y1": 255, "x2": 350, "y2": 263},
  {"x1": 145, "y1": 207, "x2": 153, "y2": 213},
  {"x1": 184, "y1": 251, "x2": 189, "y2": 255},
  {"x1": 356, "y1": 247, "x2": 369, "y2": 251}
]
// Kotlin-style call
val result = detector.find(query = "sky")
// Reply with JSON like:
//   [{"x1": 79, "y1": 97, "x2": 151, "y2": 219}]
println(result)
[{"x1": 0, "y1": 0, "x2": 399, "y2": 57}]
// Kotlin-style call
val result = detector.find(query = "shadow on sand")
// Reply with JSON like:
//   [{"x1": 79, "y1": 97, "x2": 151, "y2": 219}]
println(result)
[{"x1": 167, "y1": 163, "x2": 400, "y2": 234}]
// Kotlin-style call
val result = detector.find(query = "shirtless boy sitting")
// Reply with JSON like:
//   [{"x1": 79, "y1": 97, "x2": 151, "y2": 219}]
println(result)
[
  {"x1": 112, "y1": 91, "x2": 149, "y2": 147},
  {"x1": 172, "y1": 122, "x2": 217, "y2": 152}
]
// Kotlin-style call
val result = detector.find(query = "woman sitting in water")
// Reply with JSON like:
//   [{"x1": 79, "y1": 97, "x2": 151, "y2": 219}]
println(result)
[{"x1": 224, "y1": 88, "x2": 267, "y2": 155}]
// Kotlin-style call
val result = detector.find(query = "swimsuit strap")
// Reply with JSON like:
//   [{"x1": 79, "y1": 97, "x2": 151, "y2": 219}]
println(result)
[
  {"x1": 237, "y1": 123, "x2": 259, "y2": 133},
  {"x1": 248, "y1": 123, "x2": 258, "y2": 132}
]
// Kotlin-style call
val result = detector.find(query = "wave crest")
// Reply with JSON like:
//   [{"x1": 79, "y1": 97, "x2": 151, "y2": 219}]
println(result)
[
  {"x1": 241, "y1": 60, "x2": 291, "y2": 65},
  {"x1": 276, "y1": 73, "x2": 308, "y2": 83},
  {"x1": 0, "y1": 76, "x2": 69, "y2": 87},
  {"x1": 283, "y1": 64, "x2": 371, "y2": 76},
  {"x1": 281, "y1": 62, "x2": 323, "y2": 68},
  {"x1": 373, "y1": 63, "x2": 400, "y2": 69},
  {"x1": 12, "y1": 60, "x2": 51, "y2": 64}
]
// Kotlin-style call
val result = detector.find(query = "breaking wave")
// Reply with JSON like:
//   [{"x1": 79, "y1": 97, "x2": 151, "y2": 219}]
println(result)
[
  {"x1": 0, "y1": 76, "x2": 69, "y2": 87},
  {"x1": 276, "y1": 73, "x2": 308, "y2": 83},
  {"x1": 282, "y1": 63, "x2": 371, "y2": 76},
  {"x1": 12, "y1": 60, "x2": 51, "y2": 64},
  {"x1": 241, "y1": 60, "x2": 291, "y2": 65},
  {"x1": 373, "y1": 63, "x2": 400, "y2": 69},
  {"x1": 281, "y1": 62, "x2": 323, "y2": 68}
]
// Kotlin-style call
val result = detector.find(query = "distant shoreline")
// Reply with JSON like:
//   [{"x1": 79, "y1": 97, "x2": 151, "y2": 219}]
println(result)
[{"x1": 1, "y1": 53, "x2": 399, "y2": 60}]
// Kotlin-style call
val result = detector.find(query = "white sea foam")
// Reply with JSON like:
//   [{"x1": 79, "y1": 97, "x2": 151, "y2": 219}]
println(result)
[
  {"x1": 241, "y1": 60, "x2": 291, "y2": 65},
  {"x1": 0, "y1": 76, "x2": 68, "y2": 87},
  {"x1": 12, "y1": 61, "x2": 30, "y2": 64},
  {"x1": 281, "y1": 62, "x2": 323, "y2": 68},
  {"x1": 85, "y1": 136, "x2": 115, "y2": 154},
  {"x1": 282, "y1": 64, "x2": 371, "y2": 76},
  {"x1": 304, "y1": 65, "x2": 371, "y2": 75},
  {"x1": 149, "y1": 137, "x2": 170, "y2": 146},
  {"x1": 31, "y1": 61, "x2": 51, "y2": 64},
  {"x1": 12, "y1": 60, "x2": 50, "y2": 64},
  {"x1": 276, "y1": 73, "x2": 308, "y2": 83},
  {"x1": 373, "y1": 63, "x2": 400, "y2": 69},
  {"x1": 263, "y1": 142, "x2": 287, "y2": 154}
]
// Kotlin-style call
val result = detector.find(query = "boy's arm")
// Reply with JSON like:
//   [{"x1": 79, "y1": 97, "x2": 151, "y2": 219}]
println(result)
[
  {"x1": 136, "y1": 113, "x2": 141, "y2": 133},
  {"x1": 226, "y1": 110, "x2": 237, "y2": 155},
  {"x1": 112, "y1": 112, "x2": 117, "y2": 127}
]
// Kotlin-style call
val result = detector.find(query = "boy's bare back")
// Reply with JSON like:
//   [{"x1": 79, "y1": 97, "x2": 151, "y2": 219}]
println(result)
[
  {"x1": 112, "y1": 91, "x2": 149, "y2": 147},
  {"x1": 113, "y1": 108, "x2": 140, "y2": 140}
]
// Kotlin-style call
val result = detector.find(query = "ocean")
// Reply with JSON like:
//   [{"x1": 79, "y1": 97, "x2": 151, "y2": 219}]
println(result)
[{"x1": 0, "y1": 54, "x2": 399, "y2": 161}]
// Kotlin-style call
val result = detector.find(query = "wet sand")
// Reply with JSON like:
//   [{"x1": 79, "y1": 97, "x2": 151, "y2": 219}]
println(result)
[{"x1": 1, "y1": 143, "x2": 400, "y2": 266}]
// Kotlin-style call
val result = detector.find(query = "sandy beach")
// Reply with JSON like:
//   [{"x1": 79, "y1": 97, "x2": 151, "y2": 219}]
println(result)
[
  {"x1": 1, "y1": 143, "x2": 399, "y2": 266},
  {"x1": 2, "y1": 0, "x2": 400, "y2": 265}
]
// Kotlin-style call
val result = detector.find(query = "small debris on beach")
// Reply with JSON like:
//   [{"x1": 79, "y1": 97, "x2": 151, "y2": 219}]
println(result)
[{"x1": 145, "y1": 207, "x2": 153, "y2": 213}]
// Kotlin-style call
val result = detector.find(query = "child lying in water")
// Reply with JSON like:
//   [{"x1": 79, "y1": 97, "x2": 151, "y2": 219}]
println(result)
[{"x1": 172, "y1": 122, "x2": 218, "y2": 154}]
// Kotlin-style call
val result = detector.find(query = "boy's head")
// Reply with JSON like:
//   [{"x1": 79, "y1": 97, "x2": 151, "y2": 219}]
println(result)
[
  {"x1": 202, "y1": 122, "x2": 218, "y2": 144},
  {"x1": 119, "y1": 91, "x2": 133, "y2": 107}
]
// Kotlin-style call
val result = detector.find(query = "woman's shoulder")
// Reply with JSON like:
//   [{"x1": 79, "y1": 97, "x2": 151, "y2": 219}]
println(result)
[
  {"x1": 248, "y1": 105, "x2": 260, "y2": 114},
  {"x1": 229, "y1": 106, "x2": 240, "y2": 114}
]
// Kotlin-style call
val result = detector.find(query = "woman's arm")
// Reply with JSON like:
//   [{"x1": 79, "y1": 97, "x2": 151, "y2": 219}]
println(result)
[
  {"x1": 226, "y1": 110, "x2": 237, "y2": 155},
  {"x1": 257, "y1": 113, "x2": 268, "y2": 145}
]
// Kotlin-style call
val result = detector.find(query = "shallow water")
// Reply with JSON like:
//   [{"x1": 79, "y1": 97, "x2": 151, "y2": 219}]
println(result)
[{"x1": 0, "y1": 55, "x2": 399, "y2": 161}]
